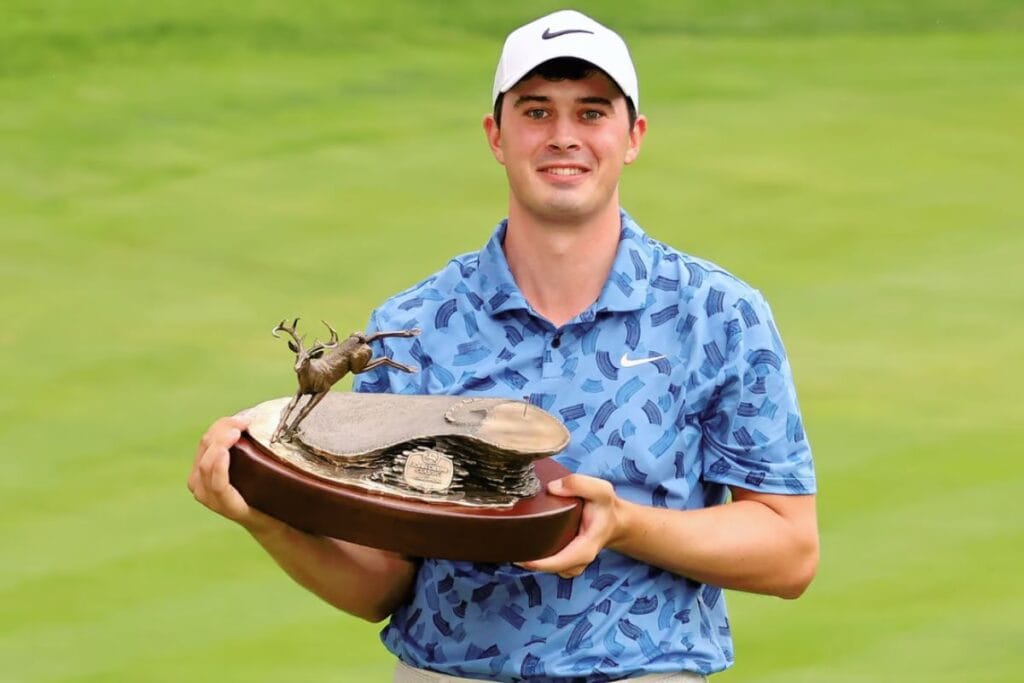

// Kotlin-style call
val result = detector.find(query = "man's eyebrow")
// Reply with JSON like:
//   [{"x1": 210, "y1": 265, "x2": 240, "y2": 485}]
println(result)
[
  {"x1": 511, "y1": 94, "x2": 615, "y2": 108},
  {"x1": 512, "y1": 95, "x2": 550, "y2": 108}
]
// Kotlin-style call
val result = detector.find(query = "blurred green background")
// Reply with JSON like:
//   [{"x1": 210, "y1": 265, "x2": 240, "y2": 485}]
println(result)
[{"x1": 2, "y1": 1, "x2": 1022, "y2": 681}]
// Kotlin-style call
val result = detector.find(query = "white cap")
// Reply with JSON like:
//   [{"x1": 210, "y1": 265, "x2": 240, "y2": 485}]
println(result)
[{"x1": 492, "y1": 10, "x2": 639, "y2": 111}]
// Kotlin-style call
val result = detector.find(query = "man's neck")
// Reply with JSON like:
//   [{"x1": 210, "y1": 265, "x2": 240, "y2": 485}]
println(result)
[{"x1": 502, "y1": 202, "x2": 622, "y2": 328}]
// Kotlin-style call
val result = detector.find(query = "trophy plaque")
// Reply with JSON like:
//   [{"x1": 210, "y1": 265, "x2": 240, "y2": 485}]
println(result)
[{"x1": 228, "y1": 319, "x2": 582, "y2": 562}]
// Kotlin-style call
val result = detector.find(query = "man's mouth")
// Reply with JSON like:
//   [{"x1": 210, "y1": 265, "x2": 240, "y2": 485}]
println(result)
[
  {"x1": 538, "y1": 164, "x2": 589, "y2": 178},
  {"x1": 547, "y1": 167, "x2": 584, "y2": 176}
]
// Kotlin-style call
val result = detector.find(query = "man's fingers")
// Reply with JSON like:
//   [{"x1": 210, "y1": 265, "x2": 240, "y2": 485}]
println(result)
[
  {"x1": 202, "y1": 426, "x2": 241, "y2": 462},
  {"x1": 193, "y1": 416, "x2": 249, "y2": 467},
  {"x1": 189, "y1": 432, "x2": 249, "y2": 520},
  {"x1": 517, "y1": 533, "x2": 598, "y2": 574},
  {"x1": 549, "y1": 474, "x2": 614, "y2": 501},
  {"x1": 211, "y1": 439, "x2": 234, "y2": 492},
  {"x1": 188, "y1": 416, "x2": 255, "y2": 524},
  {"x1": 225, "y1": 414, "x2": 251, "y2": 429},
  {"x1": 513, "y1": 474, "x2": 621, "y2": 577},
  {"x1": 557, "y1": 565, "x2": 588, "y2": 579},
  {"x1": 198, "y1": 429, "x2": 238, "y2": 484},
  {"x1": 194, "y1": 433, "x2": 210, "y2": 466}
]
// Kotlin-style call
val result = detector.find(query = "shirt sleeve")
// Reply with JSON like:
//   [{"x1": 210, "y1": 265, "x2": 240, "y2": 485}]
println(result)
[{"x1": 700, "y1": 290, "x2": 816, "y2": 495}]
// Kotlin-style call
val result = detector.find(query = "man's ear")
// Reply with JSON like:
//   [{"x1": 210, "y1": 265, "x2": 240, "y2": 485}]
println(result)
[
  {"x1": 483, "y1": 114, "x2": 505, "y2": 165},
  {"x1": 624, "y1": 114, "x2": 648, "y2": 165}
]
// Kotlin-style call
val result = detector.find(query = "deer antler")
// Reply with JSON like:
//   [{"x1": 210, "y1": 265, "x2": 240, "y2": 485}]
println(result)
[
  {"x1": 272, "y1": 317, "x2": 305, "y2": 353},
  {"x1": 308, "y1": 320, "x2": 340, "y2": 356}
]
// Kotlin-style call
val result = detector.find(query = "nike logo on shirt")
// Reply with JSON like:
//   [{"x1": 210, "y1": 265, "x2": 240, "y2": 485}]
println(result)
[{"x1": 620, "y1": 353, "x2": 667, "y2": 368}]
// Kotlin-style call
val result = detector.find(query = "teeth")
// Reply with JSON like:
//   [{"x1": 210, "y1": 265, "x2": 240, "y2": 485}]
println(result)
[{"x1": 546, "y1": 167, "x2": 584, "y2": 176}]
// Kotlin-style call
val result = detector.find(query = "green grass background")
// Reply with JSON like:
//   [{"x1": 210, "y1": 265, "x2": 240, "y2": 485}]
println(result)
[{"x1": 2, "y1": 1, "x2": 1022, "y2": 681}]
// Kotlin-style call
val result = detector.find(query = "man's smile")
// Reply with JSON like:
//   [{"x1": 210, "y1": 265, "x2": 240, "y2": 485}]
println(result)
[{"x1": 537, "y1": 163, "x2": 590, "y2": 181}]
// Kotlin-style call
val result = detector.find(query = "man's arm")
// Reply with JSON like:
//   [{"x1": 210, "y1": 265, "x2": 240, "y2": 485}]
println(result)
[
  {"x1": 519, "y1": 475, "x2": 819, "y2": 599},
  {"x1": 188, "y1": 416, "x2": 417, "y2": 622}
]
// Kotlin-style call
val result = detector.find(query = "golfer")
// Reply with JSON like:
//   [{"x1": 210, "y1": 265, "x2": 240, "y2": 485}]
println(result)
[{"x1": 190, "y1": 10, "x2": 818, "y2": 682}]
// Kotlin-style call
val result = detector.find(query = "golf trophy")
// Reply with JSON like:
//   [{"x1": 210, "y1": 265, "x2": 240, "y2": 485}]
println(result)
[{"x1": 228, "y1": 318, "x2": 582, "y2": 562}]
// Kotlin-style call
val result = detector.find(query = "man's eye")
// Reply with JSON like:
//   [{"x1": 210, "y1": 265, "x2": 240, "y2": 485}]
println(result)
[
  {"x1": 581, "y1": 110, "x2": 605, "y2": 121},
  {"x1": 526, "y1": 109, "x2": 548, "y2": 119}
]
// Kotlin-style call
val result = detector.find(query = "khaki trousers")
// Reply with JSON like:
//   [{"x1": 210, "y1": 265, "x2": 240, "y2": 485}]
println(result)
[{"x1": 393, "y1": 659, "x2": 708, "y2": 682}]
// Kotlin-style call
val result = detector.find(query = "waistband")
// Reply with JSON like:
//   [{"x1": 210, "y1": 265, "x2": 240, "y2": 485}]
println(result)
[{"x1": 393, "y1": 659, "x2": 708, "y2": 682}]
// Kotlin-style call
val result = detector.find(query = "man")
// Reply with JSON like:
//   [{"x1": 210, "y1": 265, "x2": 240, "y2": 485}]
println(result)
[{"x1": 189, "y1": 10, "x2": 818, "y2": 682}]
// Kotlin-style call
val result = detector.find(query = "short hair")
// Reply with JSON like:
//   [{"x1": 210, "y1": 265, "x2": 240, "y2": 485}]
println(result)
[{"x1": 493, "y1": 57, "x2": 638, "y2": 130}]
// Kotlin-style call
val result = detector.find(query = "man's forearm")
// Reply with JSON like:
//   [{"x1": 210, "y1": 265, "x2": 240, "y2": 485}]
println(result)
[
  {"x1": 610, "y1": 492, "x2": 819, "y2": 599},
  {"x1": 244, "y1": 513, "x2": 417, "y2": 622}
]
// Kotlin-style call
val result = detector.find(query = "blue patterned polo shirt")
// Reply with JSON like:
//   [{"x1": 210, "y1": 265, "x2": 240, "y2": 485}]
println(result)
[{"x1": 352, "y1": 210, "x2": 816, "y2": 682}]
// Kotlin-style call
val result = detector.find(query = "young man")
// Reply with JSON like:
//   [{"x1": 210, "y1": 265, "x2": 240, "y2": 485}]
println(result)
[{"x1": 189, "y1": 10, "x2": 818, "y2": 682}]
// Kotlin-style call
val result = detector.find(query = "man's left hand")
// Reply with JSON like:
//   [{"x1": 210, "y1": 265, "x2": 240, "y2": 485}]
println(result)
[{"x1": 516, "y1": 474, "x2": 626, "y2": 578}]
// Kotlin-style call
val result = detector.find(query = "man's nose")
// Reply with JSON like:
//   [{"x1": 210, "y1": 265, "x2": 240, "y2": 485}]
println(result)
[{"x1": 547, "y1": 118, "x2": 581, "y2": 152}]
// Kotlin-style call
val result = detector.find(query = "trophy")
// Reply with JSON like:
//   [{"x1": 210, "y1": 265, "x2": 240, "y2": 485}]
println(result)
[{"x1": 228, "y1": 319, "x2": 582, "y2": 562}]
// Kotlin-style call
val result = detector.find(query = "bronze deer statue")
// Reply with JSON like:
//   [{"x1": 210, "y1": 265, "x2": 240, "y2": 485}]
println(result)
[{"x1": 270, "y1": 318, "x2": 420, "y2": 442}]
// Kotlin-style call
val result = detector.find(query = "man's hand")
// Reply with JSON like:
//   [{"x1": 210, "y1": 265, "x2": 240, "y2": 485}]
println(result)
[
  {"x1": 516, "y1": 474, "x2": 818, "y2": 597},
  {"x1": 188, "y1": 415, "x2": 269, "y2": 530},
  {"x1": 186, "y1": 414, "x2": 418, "y2": 621},
  {"x1": 517, "y1": 474, "x2": 626, "y2": 578}
]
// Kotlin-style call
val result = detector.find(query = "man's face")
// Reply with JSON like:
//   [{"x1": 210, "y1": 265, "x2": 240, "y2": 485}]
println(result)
[{"x1": 484, "y1": 71, "x2": 646, "y2": 225}]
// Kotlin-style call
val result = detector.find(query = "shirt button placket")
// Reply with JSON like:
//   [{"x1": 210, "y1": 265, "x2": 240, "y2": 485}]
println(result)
[{"x1": 542, "y1": 329, "x2": 564, "y2": 379}]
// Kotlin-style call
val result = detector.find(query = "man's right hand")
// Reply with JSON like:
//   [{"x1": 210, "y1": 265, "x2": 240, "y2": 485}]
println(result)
[
  {"x1": 188, "y1": 415, "x2": 269, "y2": 530},
  {"x1": 186, "y1": 414, "x2": 417, "y2": 621}
]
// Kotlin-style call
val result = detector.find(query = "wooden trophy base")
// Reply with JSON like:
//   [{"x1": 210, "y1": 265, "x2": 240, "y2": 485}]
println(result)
[{"x1": 228, "y1": 433, "x2": 582, "y2": 562}]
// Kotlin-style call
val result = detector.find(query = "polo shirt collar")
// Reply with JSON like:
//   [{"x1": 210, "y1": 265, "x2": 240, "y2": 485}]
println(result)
[
  {"x1": 476, "y1": 220, "x2": 532, "y2": 316},
  {"x1": 595, "y1": 209, "x2": 653, "y2": 314},
  {"x1": 477, "y1": 209, "x2": 653, "y2": 319}
]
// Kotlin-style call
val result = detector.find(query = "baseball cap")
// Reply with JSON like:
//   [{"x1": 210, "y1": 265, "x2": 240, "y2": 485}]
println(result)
[{"x1": 492, "y1": 10, "x2": 639, "y2": 111}]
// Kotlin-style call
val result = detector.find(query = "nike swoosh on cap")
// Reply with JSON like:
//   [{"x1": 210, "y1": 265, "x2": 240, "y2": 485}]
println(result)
[
  {"x1": 541, "y1": 28, "x2": 595, "y2": 40},
  {"x1": 619, "y1": 353, "x2": 667, "y2": 368}
]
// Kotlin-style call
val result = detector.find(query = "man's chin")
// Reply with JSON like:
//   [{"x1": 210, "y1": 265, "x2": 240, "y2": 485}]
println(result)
[
  {"x1": 542, "y1": 194, "x2": 615, "y2": 223},
  {"x1": 535, "y1": 204, "x2": 592, "y2": 225},
  {"x1": 531, "y1": 192, "x2": 590, "y2": 218},
  {"x1": 511, "y1": 186, "x2": 613, "y2": 225}
]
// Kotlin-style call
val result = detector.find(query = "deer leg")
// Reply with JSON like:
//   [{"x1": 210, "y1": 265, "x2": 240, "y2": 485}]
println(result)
[
  {"x1": 283, "y1": 391, "x2": 329, "y2": 438},
  {"x1": 358, "y1": 357, "x2": 417, "y2": 374},
  {"x1": 364, "y1": 328, "x2": 420, "y2": 343},
  {"x1": 271, "y1": 392, "x2": 304, "y2": 443}
]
